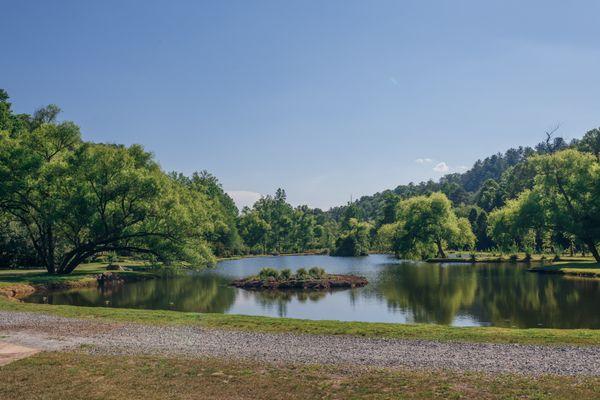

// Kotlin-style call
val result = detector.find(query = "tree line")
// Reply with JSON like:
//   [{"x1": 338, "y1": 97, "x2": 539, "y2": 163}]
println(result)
[
  {"x1": 333, "y1": 128, "x2": 600, "y2": 262},
  {"x1": 1, "y1": 90, "x2": 599, "y2": 273}
]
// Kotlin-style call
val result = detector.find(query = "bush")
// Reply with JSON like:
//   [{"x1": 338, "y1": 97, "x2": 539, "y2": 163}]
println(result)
[
  {"x1": 279, "y1": 268, "x2": 292, "y2": 281},
  {"x1": 295, "y1": 268, "x2": 309, "y2": 280},
  {"x1": 259, "y1": 267, "x2": 280, "y2": 281},
  {"x1": 107, "y1": 252, "x2": 119, "y2": 264},
  {"x1": 308, "y1": 267, "x2": 325, "y2": 278},
  {"x1": 509, "y1": 254, "x2": 518, "y2": 262}
]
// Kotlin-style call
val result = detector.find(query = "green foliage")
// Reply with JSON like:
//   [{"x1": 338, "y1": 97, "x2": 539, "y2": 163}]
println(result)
[
  {"x1": 0, "y1": 90, "x2": 239, "y2": 273},
  {"x1": 490, "y1": 149, "x2": 600, "y2": 261},
  {"x1": 578, "y1": 127, "x2": 600, "y2": 160},
  {"x1": 391, "y1": 193, "x2": 475, "y2": 259},
  {"x1": 258, "y1": 267, "x2": 280, "y2": 281},
  {"x1": 308, "y1": 267, "x2": 325, "y2": 279},
  {"x1": 332, "y1": 218, "x2": 372, "y2": 256},
  {"x1": 237, "y1": 189, "x2": 336, "y2": 255},
  {"x1": 295, "y1": 268, "x2": 309, "y2": 280},
  {"x1": 279, "y1": 268, "x2": 292, "y2": 280},
  {"x1": 374, "y1": 223, "x2": 398, "y2": 252}
]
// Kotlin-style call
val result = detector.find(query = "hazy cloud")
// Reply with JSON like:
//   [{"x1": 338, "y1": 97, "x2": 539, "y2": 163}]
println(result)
[
  {"x1": 389, "y1": 77, "x2": 400, "y2": 87},
  {"x1": 433, "y1": 162, "x2": 449, "y2": 173},
  {"x1": 457, "y1": 165, "x2": 469, "y2": 172},
  {"x1": 226, "y1": 190, "x2": 262, "y2": 210},
  {"x1": 415, "y1": 158, "x2": 433, "y2": 164}
]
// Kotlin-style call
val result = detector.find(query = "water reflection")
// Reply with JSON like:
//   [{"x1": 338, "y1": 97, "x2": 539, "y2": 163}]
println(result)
[
  {"x1": 37, "y1": 272, "x2": 236, "y2": 313},
  {"x1": 24, "y1": 255, "x2": 600, "y2": 328},
  {"x1": 373, "y1": 263, "x2": 478, "y2": 324}
]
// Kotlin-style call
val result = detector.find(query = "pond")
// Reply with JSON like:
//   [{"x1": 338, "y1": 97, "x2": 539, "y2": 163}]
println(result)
[{"x1": 24, "y1": 254, "x2": 600, "y2": 328}]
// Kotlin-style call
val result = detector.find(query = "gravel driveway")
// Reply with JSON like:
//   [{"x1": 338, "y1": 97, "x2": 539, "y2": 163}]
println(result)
[{"x1": 1, "y1": 311, "x2": 599, "y2": 376}]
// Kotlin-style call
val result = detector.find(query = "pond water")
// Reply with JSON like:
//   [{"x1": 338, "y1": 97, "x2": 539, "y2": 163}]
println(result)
[{"x1": 24, "y1": 254, "x2": 600, "y2": 328}]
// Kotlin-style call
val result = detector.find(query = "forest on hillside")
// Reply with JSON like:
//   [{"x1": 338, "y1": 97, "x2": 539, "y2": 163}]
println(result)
[{"x1": 1, "y1": 90, "x2": 599, "y2": 273}]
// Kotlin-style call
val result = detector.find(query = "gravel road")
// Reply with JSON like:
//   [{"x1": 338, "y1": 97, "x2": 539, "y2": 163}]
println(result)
[{"x1": 1, "y1": 311, "x2": 599, "y2": 376}]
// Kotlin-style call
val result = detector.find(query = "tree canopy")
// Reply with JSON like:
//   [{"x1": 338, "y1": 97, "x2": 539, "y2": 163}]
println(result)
[
  {"x1": 390, "y1": 192, "x2": 475, "y2": 260},
  {"x1": 489, "y1": 150, "x2": 600, "y2": 261}
]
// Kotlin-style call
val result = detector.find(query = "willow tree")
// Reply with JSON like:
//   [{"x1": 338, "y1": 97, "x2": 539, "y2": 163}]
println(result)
[
  {"x1": 0, "y1": 118, "x2": 217, "y2": 274},
  {"x1": 392, "y1": 192, "x2": 475, "y2": 259},
  {"x1": 492, "y1": 149, "x2": 600, "y2": 261}
]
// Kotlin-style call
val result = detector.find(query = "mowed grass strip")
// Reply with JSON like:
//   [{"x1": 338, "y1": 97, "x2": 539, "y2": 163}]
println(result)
[
  {"x1": 2, "y1": 298, "x2": 600, "y2": 346},
  {"x1": 1, "y1": 351, "x2": 599, "y2": 400}
]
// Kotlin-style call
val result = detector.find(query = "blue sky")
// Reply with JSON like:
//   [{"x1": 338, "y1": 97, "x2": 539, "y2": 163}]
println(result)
[{"x1": 2, "y1": 1, "x2": 600, "y2": 209}]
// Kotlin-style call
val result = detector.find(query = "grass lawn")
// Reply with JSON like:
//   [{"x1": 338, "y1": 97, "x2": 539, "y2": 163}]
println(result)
[
  {"x1": 1, "y1": 351, "x2": 598, "y2": 400},
  {"x1": 528, "y1": 261, "x2": 600, "y2": 278},
  {"x1": 0, "y1": 261, "x2": 158, "y2": 285},
  {"x1": 2, "y1": 297, "x2": 600, "y2": 346}
]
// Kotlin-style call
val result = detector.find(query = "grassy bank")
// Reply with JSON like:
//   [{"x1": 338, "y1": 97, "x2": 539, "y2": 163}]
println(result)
[
  {"x1": 1, "y1": 351, "x2": 598, "y2": 400},
  {"x1": 0, "y1": 262, "x2": 163, "y2": 288},
  {"x1": 528, "y1": 262, "x2": 600, "y2": 278},
  {"x1": 2, "y1": 297, "x2": 600, "y2": 346},
  {"x1": 430, "y1": 252, "x2": 598, "y2": 264}
]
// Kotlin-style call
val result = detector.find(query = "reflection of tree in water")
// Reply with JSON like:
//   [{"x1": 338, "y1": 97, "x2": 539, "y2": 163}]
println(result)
[
  {"x1": 40, "y1": 273, "x2": 237, "y2": 313},
  {"x1": 472, "y1": 265, "x2": 600, "y2": 328},
  {"x1": 253, "y1": 290, "x2": 328, "y2": 317},
  {"x1": 375, "y1": 263, "x2": 477, "y2": 324},
  {"x1": 374, "y1": 262, "x2": 600, "y2": 328}
]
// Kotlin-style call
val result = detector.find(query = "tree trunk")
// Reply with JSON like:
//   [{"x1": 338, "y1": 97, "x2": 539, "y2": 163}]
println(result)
[
  {"x1": 585, "y1": 240, "x2": 600, "y2": 262},
  {"x1": 436, "y1": 240, "x2": 446, "y2": 258},
  {"x1": 535, "y1": 229, "x2": 543, "y2": 253},
  {"x1": 46, "y1": 226, "x2": 55, "y2": 274}
]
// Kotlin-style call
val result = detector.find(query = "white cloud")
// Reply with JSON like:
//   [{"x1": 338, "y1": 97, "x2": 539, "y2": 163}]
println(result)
[
  {"x1": 433, "y1": 162, "x2": 449, "y2": 173},
  {"x1": 457, "y1": 165, "x2": 469, "y2": 172},
  {"x1": 226, "y1": 190, "x2": 262, "y2": 210},
  {"x1": 389, "y1": 77, "x2": 400, "y2": 87},
  {"x1": 415, "y1": 158, "x2": 433, "y2": 164}
]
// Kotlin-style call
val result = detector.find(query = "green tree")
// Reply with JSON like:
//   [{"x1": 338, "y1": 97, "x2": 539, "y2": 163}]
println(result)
[
  {"x1": 490, "y1": 149, "x2": 600, "y2": 261},
  {"x1": 476, "y1": 179, "x2": 504, "y2": 212},
  {"x1": 0, "y1": 120, "x2": 218, "y2": 273},
  {"x1": 237, "y1": 210, "x2": 270, "y2": 253},
  {"x1": 332, "y1": 218, "x2": 372, "y2": 256},
  {"x1": 392, "y1": 192, "x2": 475, "y2": 259},
  {"x1": 578, "y1": 128, "x2": 600, "y2": 161}
]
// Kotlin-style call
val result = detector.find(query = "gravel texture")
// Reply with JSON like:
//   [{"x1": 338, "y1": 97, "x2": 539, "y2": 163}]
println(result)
[{"x1": 1, "y1": 311, "x2": 599, "y2": 376}]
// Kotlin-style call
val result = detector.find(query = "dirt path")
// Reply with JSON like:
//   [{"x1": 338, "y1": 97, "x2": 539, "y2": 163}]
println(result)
[
  {"x1": 0, "y1": 341, "x2": 39, "y2": 366},
  {"x1": 1, "y1": 311, "x2": 599, "y2": 375}
]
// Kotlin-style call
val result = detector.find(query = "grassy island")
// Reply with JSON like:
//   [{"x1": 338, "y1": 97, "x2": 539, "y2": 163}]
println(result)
[{"x1": 230, "y1": 267, "x2": 368, "y2": 290}]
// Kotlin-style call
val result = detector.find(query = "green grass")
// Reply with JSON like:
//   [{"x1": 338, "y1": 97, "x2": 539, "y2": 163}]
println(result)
[
  {"x1": 2, "y1": 297, "x2": 600, "y2": 346},
  {"x1": 0, "y1": 262, "x2": 161, "y2": 287},
  {"x1": 1, "y1": 352, "x2": 599, "y2": 400},
  {"x1": 529, "y1": 262, "x2": 600, "y2": 278}
]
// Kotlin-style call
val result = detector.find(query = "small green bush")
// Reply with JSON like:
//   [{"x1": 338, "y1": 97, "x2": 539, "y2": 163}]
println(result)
[
  {"x1": 308, "y1": 267, "x2": 325, "y2": 279},
  {"x1": 259, "y1": 267, "x2": 280, "y2": 281},
  {"x1": 107, "y1": 252, "x2": 119, "y2": 263},
  {"x1": 279, "y1": 268, "x2": 292, "y2": 281},
  {"x1": 295, "y1": 268, "x2": 309, "y2": 280}
]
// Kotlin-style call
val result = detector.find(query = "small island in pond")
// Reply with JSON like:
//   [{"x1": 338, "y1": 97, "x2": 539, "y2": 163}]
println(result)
[{"x1": 231, "y1": 267, "x2": 368, "y2": 290}]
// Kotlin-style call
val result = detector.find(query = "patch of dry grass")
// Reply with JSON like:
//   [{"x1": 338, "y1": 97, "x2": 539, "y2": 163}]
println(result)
[{"x1": 1, "y1": 351, "x2": 599, "y2": 399}]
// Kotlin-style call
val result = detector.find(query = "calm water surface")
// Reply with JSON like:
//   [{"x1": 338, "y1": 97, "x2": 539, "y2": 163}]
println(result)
[{"x1": 24, "y1": 255, "x2": 600, "y2": 328}]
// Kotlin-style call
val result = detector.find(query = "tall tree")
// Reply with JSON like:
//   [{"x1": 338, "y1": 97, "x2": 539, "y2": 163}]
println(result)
[
  {"x1": 392, "y1": 192, "x2": 475, "y2": 259},
  {"x1": 578, "y1": 128, "x2": 600, "y2": 161},
  {"x1": 491, "y1": 150, "x2": 600, "y2": 261},
  {"x1": 0, "y1": 115, "x2": 218, "y2": 273}
]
